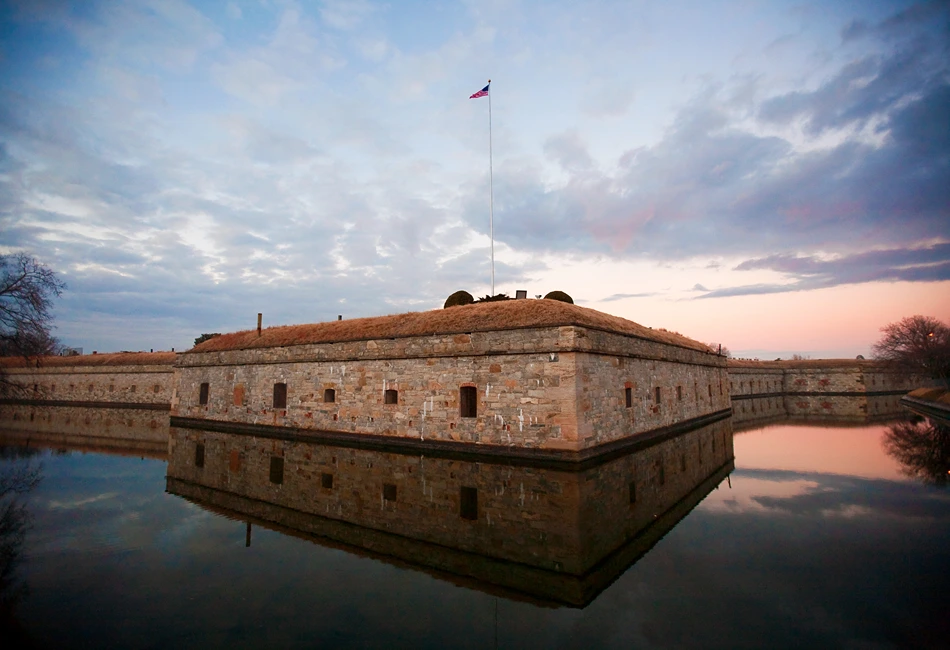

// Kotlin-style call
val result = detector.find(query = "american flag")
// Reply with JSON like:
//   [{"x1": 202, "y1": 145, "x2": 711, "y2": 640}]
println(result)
[{"x1": 469, "y1": 82, "x2": 490, "y2": 99}]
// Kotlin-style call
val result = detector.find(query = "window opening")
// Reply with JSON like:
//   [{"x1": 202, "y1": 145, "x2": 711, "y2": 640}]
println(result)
[
  {"x1": 199, "y1": 383, "x2": 209, "y2": 405},
  {"x1": 273, "y1": 383, "x2": 287, "y2": 409},
  {"x1": 625, "y1": 387, "x2": 632, "y2": 408},
  {"x1": 384, "y1": 389, "x2": 398, "y2": 405},
  {"x1": 460, "y1": 386, "x2": 477, "y2": 418},
  {"x1": 324, "y1": 388, "x2": 336, "y2": 403},
  {"x1": 383, "y1": 483, "x2": 397, "y2": 501},
  {"x1": 195, "y1": 443, "x2": 205, "y2": 468}
]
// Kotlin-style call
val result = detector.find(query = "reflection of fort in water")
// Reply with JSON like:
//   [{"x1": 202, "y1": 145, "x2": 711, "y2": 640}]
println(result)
[
  {"x1": 0, "y1": 304, "x2": 923, "y2": 606},
  {"x1": 166, "y1": 420, "x2": 734, "y2": 607},
  {"x1": 0, "y1": 394, "x2": 926, "y2": 607}
]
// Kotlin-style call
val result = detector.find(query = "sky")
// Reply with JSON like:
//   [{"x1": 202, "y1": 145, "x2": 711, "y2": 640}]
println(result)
[{"x1": 1, "y1": 0, "x2": 948, "y2": 358}]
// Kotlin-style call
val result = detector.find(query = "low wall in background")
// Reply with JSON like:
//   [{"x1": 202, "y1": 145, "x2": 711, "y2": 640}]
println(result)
[
  {"x1": 728, "y1": 359, "x2": 917, "y2": 426},
  {"x1": 0, "y1": 352, "x2": 175, "y2": 449}
]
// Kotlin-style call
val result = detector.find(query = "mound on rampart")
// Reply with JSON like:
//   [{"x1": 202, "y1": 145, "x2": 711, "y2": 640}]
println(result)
[{"x1": 188, "y1": 300, "x2": 713, "y2": 355}]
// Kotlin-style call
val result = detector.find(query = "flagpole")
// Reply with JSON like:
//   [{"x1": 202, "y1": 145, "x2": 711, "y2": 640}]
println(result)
[{"x1": 488, "y1": 79, "x2": 494, "y2": 295}]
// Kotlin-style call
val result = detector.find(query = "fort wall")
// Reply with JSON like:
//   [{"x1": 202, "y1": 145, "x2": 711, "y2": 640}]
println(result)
[
  {"x1": 728, "y1": 360, "x2": 917, "y2": 425},
  {"x1": 172, "y1": 323, "x2": 728, "y2": 455},
  {"x1": 0, "y1": 352, "x2": 174, "y2": 447}
]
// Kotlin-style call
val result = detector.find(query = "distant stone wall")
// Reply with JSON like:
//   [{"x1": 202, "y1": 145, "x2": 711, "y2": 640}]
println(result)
[
  {"x1": 728, "y1": 360, "x2": 917, "y2": 425},
  {"x1": 173, "y1": 325, "x2": 728, "y2": 455},
  {"x1": 1, "y1": 358, "x2": 174, "y2": 406},
  {"x1": 0, "y1": 355, "x2": 174, "y2": 447}
]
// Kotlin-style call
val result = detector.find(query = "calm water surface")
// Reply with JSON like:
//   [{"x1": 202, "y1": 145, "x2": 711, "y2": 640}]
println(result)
[{"x1": 1, "y1": 416, "x2": 948, "y2": 649}]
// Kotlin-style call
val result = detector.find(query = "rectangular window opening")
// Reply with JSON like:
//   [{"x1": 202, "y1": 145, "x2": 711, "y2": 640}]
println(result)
[
  {"x1": 625, "y1": 387, "x2": 632, "y2": 408},
  {"x1": 199, "y1": 382, "x2": 209, "y2": 405},
  {"x1": 460, "y1": 486, "x2": 478, "y2": 520},
  {"x1": 195, "y1": 443, "x2": 205, "y2": 468},
  {"x1": 321, "y1": 472, "x2": 333, "y2": 489},
  {"x1": 460, "y1": 386, "x2": 477, "y2": 418},
  {"x1": 677, "y1": 386, "x2": 683, "y2": 401},
  {"x1": 269, "y1": 456, "x2": 284, "y2": 484},
  {"x1": 383, "y1": 483, "x2": 397, "y2": 501},
  {"x1": 384, "y1": 389, "x2": 398, "y2": 405},
  {"x1": 273, "y1": 383, "x2": 287, "y2": 409},
  {"x1": 324, "y1": 388, "x2": 336, "y2": 403},
  {"x1": 654, "y1": 387, "x2": 662, "y2": 404},
  {"x1": 229, "y1": 449, "x2": 241, "y2": 472}
]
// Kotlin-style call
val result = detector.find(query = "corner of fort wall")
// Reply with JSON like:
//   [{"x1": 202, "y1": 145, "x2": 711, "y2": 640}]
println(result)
[{"x1": 171, "y1": 325, "x2": 729, "y2": 454}]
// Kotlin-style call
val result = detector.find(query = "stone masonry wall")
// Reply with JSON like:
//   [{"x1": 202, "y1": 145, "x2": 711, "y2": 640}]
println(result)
[
  {"x1": 576, "y1": 349, "x2": 729, "y2": 447},
  {"x1": 2, "y1": 364, "x2": 174, "y2": 405},
  {"x1": 729, "y1": 362, "x2": 917, "y2": 425},
  {"x1": 173, "y1": 325, "x2": 728, "y2": 452}
]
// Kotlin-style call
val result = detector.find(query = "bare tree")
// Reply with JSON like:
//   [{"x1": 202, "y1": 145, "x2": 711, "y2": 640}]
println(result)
[
  {"x1": 883, "y1": 418, "x2": 950, "y2": 487},
  {"x1": 872, "y1": 315, "x2": 950, "y2": 387},
  {"x1": 0, "y1": 253, "x2": 66, "y2": 358},
  {"x1": 0, "y1": 254, "x2": 66, "y2": 397}
]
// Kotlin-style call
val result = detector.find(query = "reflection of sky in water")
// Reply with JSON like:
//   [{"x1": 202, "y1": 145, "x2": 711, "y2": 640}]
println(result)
[
  {"x1": 4, "y1": 420, "x2": 949, "y2": 649},
  {"x1": 733, "y1": 423, "x2": 911, "y2": 480}
]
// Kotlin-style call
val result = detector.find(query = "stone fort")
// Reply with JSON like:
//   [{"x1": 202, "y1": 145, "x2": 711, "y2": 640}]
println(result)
[{"x1": 0, "y1": 299, "x2": 917, "y2": 456}]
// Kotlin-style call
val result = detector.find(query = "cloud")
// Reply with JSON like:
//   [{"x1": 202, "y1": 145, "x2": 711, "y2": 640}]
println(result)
[
  {"x1": 600, "y1": 292, "x2": 657, "y2": 302},
  {"x1": 458, "y1": 19, "x2": 950, "y2": 271},
  {"x1": 696, "y1": 243, "x2": 950, "y2": 298}
]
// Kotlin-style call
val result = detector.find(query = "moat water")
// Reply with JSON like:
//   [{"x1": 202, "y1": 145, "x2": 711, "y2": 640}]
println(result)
[{"x1": 1, "y1": 413, "x2": 948, "y2": 649}]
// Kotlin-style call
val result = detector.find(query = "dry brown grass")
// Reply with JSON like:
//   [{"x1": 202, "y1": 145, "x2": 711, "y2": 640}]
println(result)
[
  {"x1": 0, "y1": 351, "x2": 177, "y2": 369},
  {"x1": 728, "y1": 358, "x2": 882, "y2": 369},
  {"x1": 189, "y1": 300, "x2": 714, "y2": 354},
  {"x1": 908, "y1": 387, "x2": 950, "y2": 403}
]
